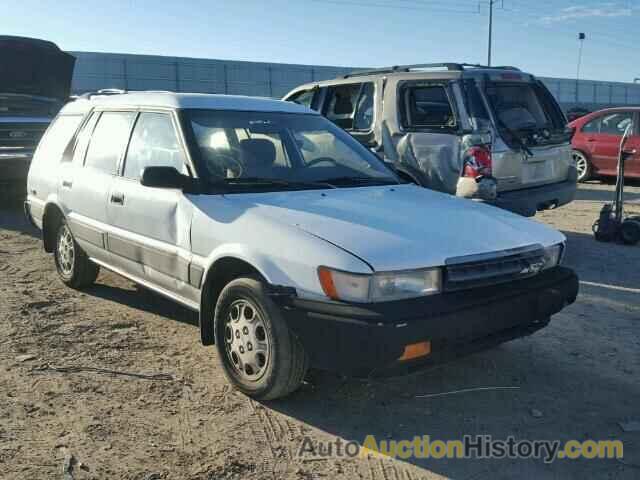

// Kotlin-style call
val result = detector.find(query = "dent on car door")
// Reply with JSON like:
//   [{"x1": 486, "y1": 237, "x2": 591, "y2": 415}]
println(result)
[
  {"x1": 106, "y1": 111, "x2": 197, "y2": 303},
  {"x1": 61, "y1": 110, "x2": 136, "y2": 263}
]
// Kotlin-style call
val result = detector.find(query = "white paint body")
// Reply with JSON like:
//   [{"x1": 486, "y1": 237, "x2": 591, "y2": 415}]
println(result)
[{"x1": 26, "y1": 92, "x2": 566, "y2": 311}]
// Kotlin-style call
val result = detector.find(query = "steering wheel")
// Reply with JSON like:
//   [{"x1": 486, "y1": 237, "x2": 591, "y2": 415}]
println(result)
[
  {"x1": 204, "y1": 151, "x2": 244, "y2": 179},
  {"x1": 306, "y1": 157, "x2": 339, "y2": 168}
]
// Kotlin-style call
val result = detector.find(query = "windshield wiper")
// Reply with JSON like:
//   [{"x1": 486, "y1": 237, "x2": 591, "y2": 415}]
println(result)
[
  {"x1": 211, "y1": 177, "x2": 338, "y2": 190},
  {"x1": 322, "y1": 176, "x2": 400, "y2": 187},
  {"x1": 495, "y1": 118, "x2": 533, "y2": 157}
]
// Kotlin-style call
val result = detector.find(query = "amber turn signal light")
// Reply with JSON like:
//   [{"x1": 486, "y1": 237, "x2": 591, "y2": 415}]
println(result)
[{"x1": 399, "y1": 341, "x2": 431, "y2": 361}]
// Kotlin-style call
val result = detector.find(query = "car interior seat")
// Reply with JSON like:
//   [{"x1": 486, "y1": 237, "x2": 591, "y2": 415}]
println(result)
[{"x1": 239, "y1": 138, "x2": 277, "y2": 178}]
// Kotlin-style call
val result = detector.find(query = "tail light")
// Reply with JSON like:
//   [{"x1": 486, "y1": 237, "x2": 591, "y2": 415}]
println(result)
[{"x1": 462, "y1": 146, "x2": 492, "y2": 178}]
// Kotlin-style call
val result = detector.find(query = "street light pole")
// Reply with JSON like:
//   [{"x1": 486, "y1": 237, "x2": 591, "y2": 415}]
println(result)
[
  {"x1": 487, "y1": 0, "x2": 496, "y2": 66},
  {"x1": 576, "y1": 33, "x2": 586, "y2": 104}
]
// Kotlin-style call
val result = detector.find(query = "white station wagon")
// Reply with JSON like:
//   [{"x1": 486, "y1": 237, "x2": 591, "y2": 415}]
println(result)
[{"x1": 25, "y1": 91, "x2": 578, "y2": 399}]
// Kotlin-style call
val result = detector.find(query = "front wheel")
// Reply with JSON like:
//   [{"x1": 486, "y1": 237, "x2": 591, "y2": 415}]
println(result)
[
  {"x1": 54, "y1": 221, "x2": 100, "y2": 288},
  {"x1": 214, "y1": 276, "x2": 308, "y2": 400},
  {"x1": 573, "y1": 150, "x2": 592, "y2": 182}
]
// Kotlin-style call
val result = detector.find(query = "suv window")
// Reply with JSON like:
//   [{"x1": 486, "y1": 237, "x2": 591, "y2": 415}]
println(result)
[
  {"x1": 32, "y1": 115, "x2": 83, "y2": 166},
  {"x1": 353, "y1": 82, "x2": 375, "y2": 131},
  {"x1": 402, "y1": 85, "x2": 456, "y2": 129},
  {"x1": 600, "y1": 112, "x2": 633, "y2": 135},
  {"x1": 325, "y1": 82, "x2": 374, "y2": 131},
  {"x1": 84, "y1": 112, "x2": 135, "y2": 174},
  {"x1": 288, "y1": 89, "x2": 316, "y2": 109},
  {"x1": 124, "y1": 113, "x2": 187, "y2": 180}
]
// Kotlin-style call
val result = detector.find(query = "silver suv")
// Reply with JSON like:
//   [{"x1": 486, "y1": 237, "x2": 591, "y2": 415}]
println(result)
[{"x1": 284, "y1": 63, "x2": 577, "y2": 217}]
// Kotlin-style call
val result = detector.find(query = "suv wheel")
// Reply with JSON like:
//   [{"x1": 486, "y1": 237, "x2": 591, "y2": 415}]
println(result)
[
  {"x1": 54, "y1": 221, "x2": 100, "y2": 288},
  {"x1": 214, "y1": 275, "x2": 308, "y2": 400},
  {"x1": 573, "y1": 150, "x2": 591, "y2": 182}
]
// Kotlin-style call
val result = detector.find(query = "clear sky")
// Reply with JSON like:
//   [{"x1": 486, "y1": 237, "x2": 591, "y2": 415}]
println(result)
[{"x1": 4, "y1": 0, "x2": 638, "y2": 83}]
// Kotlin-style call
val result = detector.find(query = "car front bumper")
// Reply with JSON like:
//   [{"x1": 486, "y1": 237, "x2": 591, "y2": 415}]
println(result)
[
  {"x1": 491, "y1": 168, "x2": 578, "y2": 217},
  {"x1": 275, "y1": 266, "x2": 578, "y2": 377}
]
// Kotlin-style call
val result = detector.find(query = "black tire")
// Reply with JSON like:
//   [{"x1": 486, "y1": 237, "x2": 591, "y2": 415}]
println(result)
[
  {"x1": 214, "y1": 275, "x2": 308, "y2": 400},
  {"x1": 620, "y1": 220, "x2": 640, "y2": 245},
  {"x1": 54, "y1": 220, "x2": 100, "y2": 289},
  {"x1": 573, "y1": 150, "x2": 592, "y2": 183}
]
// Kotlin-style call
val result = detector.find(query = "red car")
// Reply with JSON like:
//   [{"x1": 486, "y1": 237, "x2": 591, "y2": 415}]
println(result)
[{"x1": 570, "y1": 107, "x2": 640, "y2": 182}]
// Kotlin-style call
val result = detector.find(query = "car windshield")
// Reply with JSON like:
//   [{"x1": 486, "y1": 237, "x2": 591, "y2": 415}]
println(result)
[{"x1": 184, "y1": 109, "x2": 398, "y2": 191}]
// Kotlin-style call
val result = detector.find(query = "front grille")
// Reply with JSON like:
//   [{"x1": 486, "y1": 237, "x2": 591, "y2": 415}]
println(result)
[
  {"x1": 0, "y1": 123, "x2": 48, "y2": 149},
  {"x1": 444, "y1": 245, "x2": 546, "y2": 291}
]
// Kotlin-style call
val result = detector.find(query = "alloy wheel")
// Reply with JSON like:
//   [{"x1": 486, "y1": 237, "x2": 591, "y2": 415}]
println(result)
[
  {"x1": 57, "y1": 225, "x2": 75, "y2": 276},
  {"x1": 573, "y1": 151, "x2": 589, "y2": 181},
  {"x1": 224, "y1": 299, "x2": 270, "y2": 381}
]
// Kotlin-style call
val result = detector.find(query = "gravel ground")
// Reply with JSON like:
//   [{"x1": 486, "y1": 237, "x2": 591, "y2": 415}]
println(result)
[{"x1": 1, "y1": 182, "x2": 639, "y2": 480}]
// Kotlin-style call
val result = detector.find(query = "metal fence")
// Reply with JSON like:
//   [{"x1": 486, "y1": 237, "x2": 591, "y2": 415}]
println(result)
[
  {"x1": 70, "y1": 51, "x2": 640, "y2": 110},
  {"x1": 70, "y1": 52, "x2": 352, "y2": 99}
]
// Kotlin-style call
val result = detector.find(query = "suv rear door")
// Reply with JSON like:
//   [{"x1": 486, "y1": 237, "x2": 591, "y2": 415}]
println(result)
[{"x1": 481, "y1": 76, "x2": 571, "y2": 192}]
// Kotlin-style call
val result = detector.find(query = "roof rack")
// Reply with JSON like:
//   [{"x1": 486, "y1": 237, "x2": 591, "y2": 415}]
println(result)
[
  {"x1": 342, "y1": 63, "x2": 521, "y2": 78},
  {"x1": 78, "y1": 88, "x2": 127, "y2": 100}
]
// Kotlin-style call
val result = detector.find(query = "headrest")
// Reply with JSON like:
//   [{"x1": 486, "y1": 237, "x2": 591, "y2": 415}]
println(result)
[{"x1": 239, "y1": 138, "x2": 276, "y2": 168}]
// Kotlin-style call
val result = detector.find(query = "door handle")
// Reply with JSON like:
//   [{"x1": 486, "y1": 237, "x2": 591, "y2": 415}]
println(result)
[
  {"x1": 586, "y1": 138, "x2": 596, "y2": 142},
  {"x1": 62, "y1": 180, "x2": 73, "y2": 188},
  {"x1": 110, "y1": 193, "x2": 125, "y2": 205}
]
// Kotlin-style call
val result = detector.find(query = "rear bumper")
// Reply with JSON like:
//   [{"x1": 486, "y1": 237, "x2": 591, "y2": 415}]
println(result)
[
  {"x1": 275, "y1": 267, "x2": 578, "y2": 377},
  {"x1": 491, "y1": 167, "x2": 578, "y2": 217}
]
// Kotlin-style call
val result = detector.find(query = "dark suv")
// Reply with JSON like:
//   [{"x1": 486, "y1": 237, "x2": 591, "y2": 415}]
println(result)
[{"x1": 0, "y1": 36, "x2": 75, "y2": 195}]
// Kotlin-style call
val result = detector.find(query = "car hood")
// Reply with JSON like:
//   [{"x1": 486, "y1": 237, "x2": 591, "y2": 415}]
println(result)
[
  {"x1": 0, "y1": 36, "x2": 75, "y2": 101},
  {"x1": 224, "y1": 185, "x2": 565, "y2": 271}
]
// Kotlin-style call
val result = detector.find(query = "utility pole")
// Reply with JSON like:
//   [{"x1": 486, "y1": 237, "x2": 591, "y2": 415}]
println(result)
[
  {"x1": 483, "y1": 0, "x2": 501, "y2": 67},
  {"x1": 576, "y1": 33, "x2": 586, "y2": 103},
  {"x1": 487, "y1": 0, "x2": 495, "y2": 66}
]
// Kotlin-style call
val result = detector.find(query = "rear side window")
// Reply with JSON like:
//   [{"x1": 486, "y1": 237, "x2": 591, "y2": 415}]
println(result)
[
  {"x1": 123, "y1": 113, "x2": 187, "y2": 180},
  {"x1": 401, "y1": 84, "x2": 456, "y2": 129},
  {"x1": 581, "y1": 117, "x2": 601, "y2": 133},
  {"x1": 599, "y1": 112, "x2": 633, "y2": 135},
  {"x1": 31, "y1": 115, "x2": 83, "y2": 166},
  {"x1": 325, "y1": 82, "x2": 374, "y2": 131},
  {"x1": 287, "y1": 89, "x2": 316, "y2": 109},
  {"x1": 84, "y1": 112, "x2": 136, "y2": 174}
]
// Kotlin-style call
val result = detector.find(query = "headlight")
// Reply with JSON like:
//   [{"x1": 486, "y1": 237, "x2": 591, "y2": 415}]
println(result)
[
  {"x1": 542, "y1": 242, "x2": 564, "y2": 270},
  {"x1": 318, "y1": 266, "x2": 442, "y2": 303}
]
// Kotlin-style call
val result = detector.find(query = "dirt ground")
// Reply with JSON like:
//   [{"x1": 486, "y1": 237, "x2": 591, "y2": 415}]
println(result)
[{"x1": 1, "y1": 182, "x2": 639, "y2": 480}]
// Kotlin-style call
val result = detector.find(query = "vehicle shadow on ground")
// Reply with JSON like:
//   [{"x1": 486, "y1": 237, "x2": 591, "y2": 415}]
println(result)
[
  {"x1": 0, "y1": 200, "x2": 40, "y2": 238},
  {"x1": 562, "y1": 229, "x2": 640, "y2": 295},
  {"x1": 86, "y1": 280, "x2": 199, "y2": 327}
]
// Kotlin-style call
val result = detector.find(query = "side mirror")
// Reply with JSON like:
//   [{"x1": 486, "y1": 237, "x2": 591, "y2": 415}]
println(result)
[{"x1": 140, "y1": 166, "x2": 192, "y2": 190}]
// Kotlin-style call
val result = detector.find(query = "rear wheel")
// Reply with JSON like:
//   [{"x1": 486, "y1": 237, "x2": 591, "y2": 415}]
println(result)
[
  {"x1": 621, "y1": 220, "x2": 640, "y2": 245},
  {"x1": 573, "y1": 150, "x2": 591, "y2": 182},
  {"x1": 214, "y1": 275, "x2": 308, "y2": 400},
  {"x1": 54, "y1": 220, "x2": 99, "y2": 288}
]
